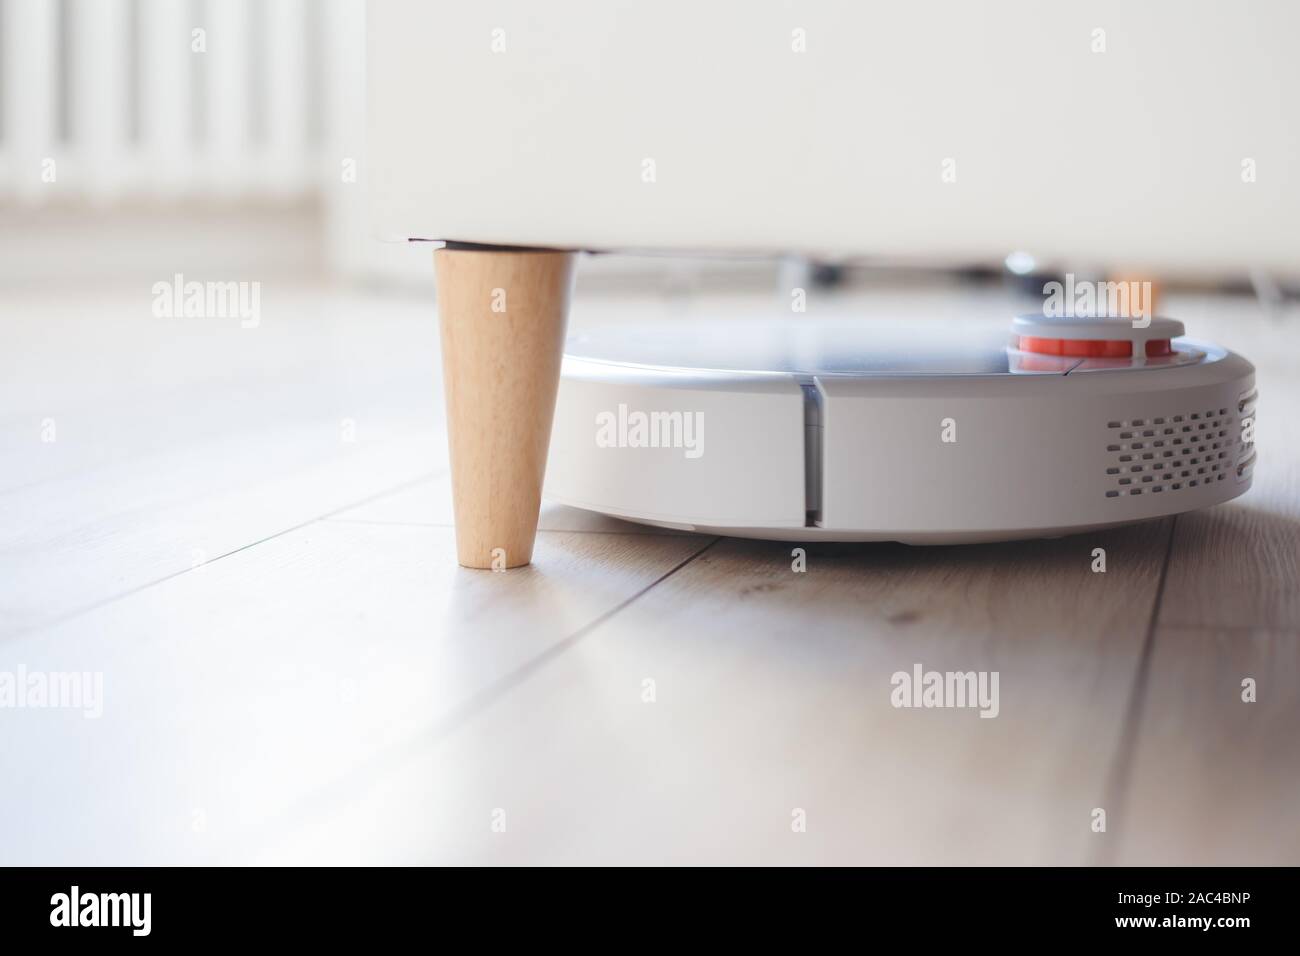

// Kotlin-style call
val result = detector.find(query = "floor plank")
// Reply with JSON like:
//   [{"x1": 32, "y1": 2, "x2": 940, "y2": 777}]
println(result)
[
  {"x1": 0, "y1": 284, "x2": 445, "y2": 636},
  {"x1": 260, "y1": 521, "x2": 1172, "y2": 865},
  {"x1": 1112, "y1": 626, "x2": 1300, "y2": 864},
  {"x1": 1160, "y1": 503, "x2": 1300, "y2": 631},
  {"x1": 0, "y1": 519, "x2": 710, "y2": 864}
]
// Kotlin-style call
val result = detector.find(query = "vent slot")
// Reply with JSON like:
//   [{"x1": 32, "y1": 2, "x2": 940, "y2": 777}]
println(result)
[{"x1": 1104, "y1": 400, "x2": 1252, "y2": 500}]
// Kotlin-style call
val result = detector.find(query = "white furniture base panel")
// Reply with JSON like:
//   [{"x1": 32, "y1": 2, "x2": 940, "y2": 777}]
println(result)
[{"x1": 545, "y1": 316, "x2": 1257, "y2": 543}]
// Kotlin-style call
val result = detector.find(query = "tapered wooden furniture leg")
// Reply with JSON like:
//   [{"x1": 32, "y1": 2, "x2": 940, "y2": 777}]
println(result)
[{"x1": 434, "y1": 247, "x2": 577, "y2": 569}]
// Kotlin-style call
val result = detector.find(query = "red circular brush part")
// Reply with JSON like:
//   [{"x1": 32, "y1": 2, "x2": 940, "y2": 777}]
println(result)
[
  {"x1": 1019, "y1": 336, "x2": 1062, "y2": 355},
  {"x1": 1018, "y1": 337, "x2": 1173, "y2": 359},
  {"x1": 1018, "y1": 336, "x2": 1134, "y2": 358}
]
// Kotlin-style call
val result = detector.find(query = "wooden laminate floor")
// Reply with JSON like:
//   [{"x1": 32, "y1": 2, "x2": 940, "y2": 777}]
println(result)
[{"x1": 1, "y1": 277, "x2": 1296, "y2": 865}]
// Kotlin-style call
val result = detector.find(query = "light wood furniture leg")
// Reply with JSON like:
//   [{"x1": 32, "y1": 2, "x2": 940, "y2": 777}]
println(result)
[{"x1": 434, "y1": 246, "x2": 577, "y2": 569}]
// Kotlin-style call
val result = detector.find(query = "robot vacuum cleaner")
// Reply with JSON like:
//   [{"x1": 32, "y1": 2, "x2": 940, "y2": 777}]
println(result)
[{"x1": 545, "y1": 314, "x2": 1257, "y2": 543}]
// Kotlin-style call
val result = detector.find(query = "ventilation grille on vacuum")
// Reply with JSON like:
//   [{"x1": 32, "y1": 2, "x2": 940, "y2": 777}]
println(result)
[{"x1": 1103, "y1": 407, "x2": 1235, "y2": 498}]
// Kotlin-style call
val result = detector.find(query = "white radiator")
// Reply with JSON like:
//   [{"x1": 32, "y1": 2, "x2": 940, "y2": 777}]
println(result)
[{"x1": 0, "y1": 0, "x2": 362, "y2": 204}]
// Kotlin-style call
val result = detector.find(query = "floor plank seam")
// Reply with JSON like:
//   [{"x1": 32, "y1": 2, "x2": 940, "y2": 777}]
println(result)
[
  {"x1": 1090, "y1": 514, "x2": 1178, "y2": 866},
  {"x1": 1, "y1": 470, "x2": 445, "y2": 644}
]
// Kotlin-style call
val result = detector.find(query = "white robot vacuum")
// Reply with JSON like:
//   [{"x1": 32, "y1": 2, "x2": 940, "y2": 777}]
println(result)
[{"x1": 545, "y1": 314, "x2": 1257, "y2": 543}]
